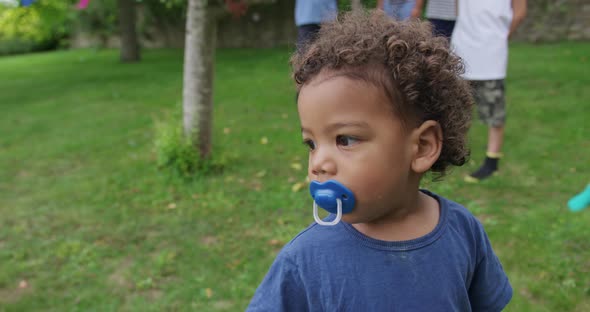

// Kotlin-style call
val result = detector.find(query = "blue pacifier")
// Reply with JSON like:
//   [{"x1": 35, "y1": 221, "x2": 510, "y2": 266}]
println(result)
[{"x1": 309, "y1": 180, "x2": 356, "y2": 226}]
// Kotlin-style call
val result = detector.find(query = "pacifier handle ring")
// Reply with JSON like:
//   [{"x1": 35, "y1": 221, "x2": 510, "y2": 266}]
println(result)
[{"x1": 313, "y1": 198, "x2": 342, "y2": 226}]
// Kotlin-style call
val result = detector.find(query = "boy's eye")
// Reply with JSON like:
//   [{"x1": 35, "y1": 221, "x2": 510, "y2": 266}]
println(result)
[
  {"x1": 303, "y1": 139, "x2": 316, "y2": 150},
  {"x1": 336, "y1": 135, "x2": 359, "y2": 147}
]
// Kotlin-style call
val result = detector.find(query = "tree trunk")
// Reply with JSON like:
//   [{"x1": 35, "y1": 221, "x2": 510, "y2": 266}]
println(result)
[
  {"x1": 183, "y1": 0, "x2": 217, "y2": 159},
  {"x1": 351, "y1": 0, "x2": 363, "y2": 11},
  {"x1": 118, "y1": 0, "x2": 140, "y2": 62}
]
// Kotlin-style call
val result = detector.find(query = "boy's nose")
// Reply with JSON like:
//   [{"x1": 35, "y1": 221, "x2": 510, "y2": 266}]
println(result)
[{"x1": 309, "y1": 148, "x2": 336, "y2": 179}]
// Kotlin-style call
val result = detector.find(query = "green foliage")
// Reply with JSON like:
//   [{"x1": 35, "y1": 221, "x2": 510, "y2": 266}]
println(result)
[
  {"x1": 149, "y1": 0, "x2": 186, "y2": 10},
  {"x1": 153, "y1": 112, "x2": 225, "y2": 178},
  {"x1": 76, "y1": 0, "x2": 118, "y2": 47},
  {"x1": 141, "y1": 0, "x2": 186, "y2": 37},
  {"x1": 0, "y1": 37, "x2": 37, "y2": 55},
  {"x1": 0, "y1": 0, "x2": 189, "y2": 54},
  {"x1": 0, "y1": 0, "x2": 77, "y2": 55},
  {"x1": 74, "y1": 0, "x2": 187, "y2": 49},
  {"x1": 153, "y1": 114, "x2": 199, "y2": 177}
]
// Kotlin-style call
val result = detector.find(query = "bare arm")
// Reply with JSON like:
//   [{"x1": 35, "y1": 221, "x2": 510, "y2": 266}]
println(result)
[
  {"x1": 509, "y1": 0, "x2": 527, "y2": 37},
  {"x1": 377, "y1": 0, "x2": 384, "y2": 10},
  {"x1": 411, "y1": 0, "x2": 426, "y2": 18}
]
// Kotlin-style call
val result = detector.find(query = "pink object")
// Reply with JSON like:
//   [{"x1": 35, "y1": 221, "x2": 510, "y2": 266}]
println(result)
[{"x1": 76, "y1": 0, "x2": 90, "y2": 10}]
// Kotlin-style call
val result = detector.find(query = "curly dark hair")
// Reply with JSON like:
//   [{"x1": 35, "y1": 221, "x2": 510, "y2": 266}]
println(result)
[{"x1": 291, "y1": 10, "x2": 473, "y2": 177}]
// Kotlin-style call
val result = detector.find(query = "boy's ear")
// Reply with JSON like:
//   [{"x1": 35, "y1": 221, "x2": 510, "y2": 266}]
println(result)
[{"x1": 410, "y1": 120, "x2": 442, "y2": 174}]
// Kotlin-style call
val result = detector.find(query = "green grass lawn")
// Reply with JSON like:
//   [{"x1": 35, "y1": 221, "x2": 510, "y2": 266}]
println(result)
[{"x1": 0, "y1": 42, "x2": 589, "y2": 311}]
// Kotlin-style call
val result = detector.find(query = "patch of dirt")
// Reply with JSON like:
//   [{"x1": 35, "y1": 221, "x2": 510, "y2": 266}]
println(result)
[
  {"x1": 212, "y1": 300, "x2": 234, "y2": 310},
  {"x1": 0, "y1": 281, "x2": 32, "y2": 304},
  {"x1": 140, "y1": 289, "x2": 163, "y2": 301},
  {"x1": 108, "y1": 257, "x2": 134, "y2": 289},
  {"x1": 574, "y1": 299, "x2": 590, "y2": 312},
  {"x1": 200, "y1": 236, "x2": 218, "y2": 247},
  {"x1": 518, "y1": 286, "x2": 547, "y2": 307}
]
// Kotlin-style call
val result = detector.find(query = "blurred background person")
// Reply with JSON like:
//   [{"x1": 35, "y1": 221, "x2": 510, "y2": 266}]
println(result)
[
  {"x1": 452, "y1": 0, "x2": 527, "y2": 183},
  {"x1": 295, "y1": 0, "x2": 339, "y2": 49},
  {"x1": 411, "y1": 0, "x2": 456, "y2": 39},
  {"x1": 377, "y1": 0, "x2": 415, "y2": 21}
]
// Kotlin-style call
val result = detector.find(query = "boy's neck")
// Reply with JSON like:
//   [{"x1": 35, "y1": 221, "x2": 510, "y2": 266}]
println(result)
[{"x1": 351, "y1": 191, "x2": 440, "y2": 242}]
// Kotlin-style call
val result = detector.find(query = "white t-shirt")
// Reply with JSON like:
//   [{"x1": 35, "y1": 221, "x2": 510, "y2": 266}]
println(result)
[{"x1": 451, "y1": 0, "x2": 513, "y2": 80}]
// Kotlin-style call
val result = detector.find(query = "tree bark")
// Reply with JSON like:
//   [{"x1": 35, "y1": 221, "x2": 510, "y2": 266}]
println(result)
[
  {"x1": 118, "y1": 0, "x2": 140, "y2": 62},
  {"x1": 183, "y1": 0, "x2": 216, "y2": 159}
]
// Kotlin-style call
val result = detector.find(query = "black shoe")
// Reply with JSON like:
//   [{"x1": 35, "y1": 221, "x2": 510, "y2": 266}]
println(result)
[{"x1": 465, "y1": 154, "x2": 501, "y2": 183}]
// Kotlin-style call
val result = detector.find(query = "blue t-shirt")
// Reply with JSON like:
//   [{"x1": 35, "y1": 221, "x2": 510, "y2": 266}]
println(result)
[
  {"x1": 295, "y1": 0, "x2": 338, "y2": 27},
  {"x1": 247, "y1": 191, "x2": 512, "y2": 311}
]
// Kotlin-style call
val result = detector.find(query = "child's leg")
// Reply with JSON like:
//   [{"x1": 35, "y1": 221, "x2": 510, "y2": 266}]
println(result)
[
  {"x1": 568, "y1": 184, "x2": 590, "y2": 212},
  {"x1": 487, "y1": 126, "x2": 504, "y2": 154},
  {"x1": 465, "y1": 80, "x2": 506, "y2": 183}
]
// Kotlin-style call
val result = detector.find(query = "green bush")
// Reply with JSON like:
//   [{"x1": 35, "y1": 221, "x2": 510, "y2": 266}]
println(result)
[
  {"x1": 75, "y1": 0, "x2": 186, "y2": 49},
  {"x1": 0, "y1": 38, "x2": 35, "y2": 55},
  {"x1": 0, "y1": 33, "x2": 66, "y2": 56},
  {"x1": 153, "y1": 113, "x2": 225, "y2": 178},
  {"x1": 75, "y1": 0, "x2": 117, "y2": 48},
  {"x1": 0, "y1": 0, "x2": 77, "y2": 55}
]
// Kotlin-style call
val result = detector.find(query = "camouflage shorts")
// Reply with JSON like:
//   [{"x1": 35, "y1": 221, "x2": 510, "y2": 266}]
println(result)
[{"x1": 471, "y1": 80, "x2": 506, "y2": 127}]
